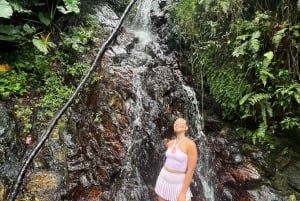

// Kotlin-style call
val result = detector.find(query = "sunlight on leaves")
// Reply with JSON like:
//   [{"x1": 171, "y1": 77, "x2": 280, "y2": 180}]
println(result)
[
  {"x1": 32, "y1": 34, "x2": 56, "y2": 54},
  {"x1": 0, "y1": 0, "x2": 13, "y2": 19},
  {"x1": 57, "y1": 0, "x2": 80, "y2": 14}
]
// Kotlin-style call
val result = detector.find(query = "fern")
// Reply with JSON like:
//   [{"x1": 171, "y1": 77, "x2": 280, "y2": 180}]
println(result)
[
  {"x1": 232, "y1": 42, "x2": 248, "y2": 57},
  {"x1": 249, "y1": 31, "x2": 261, "y2": 53},
  {"x1": 219, "y1": 1, "x2": 230, "y2": 14},
  {"x1": 272, "y1": 28, "x2": 287, "y2": 48},
  {"x1": 253, "y1": 122, "x2": 267, "y2": 144},
  {"x1": 199, "y1": 0, "x2": 214, "y2": 11},
  {"x1": 248, "y1": 93, "x2": 270, "y2": 105},
  {"x1": 281, "y1": 117, "x2": 300, "y2": 130},
  {"x1": 239, "y1": 92, "x2": 255, "y2": 105},
  {"x1": 259, "y1": 70, "x2": 274, "y2": 86}
]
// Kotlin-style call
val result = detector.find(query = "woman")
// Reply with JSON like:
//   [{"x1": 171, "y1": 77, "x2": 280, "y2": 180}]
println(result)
[{"x1": 155, "y1": 118, "x2": 198, "y2": 201}]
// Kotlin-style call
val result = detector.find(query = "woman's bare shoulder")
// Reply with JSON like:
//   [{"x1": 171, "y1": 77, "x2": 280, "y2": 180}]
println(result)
[
  {"x1": 186, "y1": 138, "x2": 197, "y2": 149},
  {"x1": 164, "y1": 139, "x2": 174, "y2": 148}
]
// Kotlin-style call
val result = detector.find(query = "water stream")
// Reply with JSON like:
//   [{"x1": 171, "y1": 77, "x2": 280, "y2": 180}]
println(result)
[
  {"x1": 62, "y1": 0, "x2": 216, "y2": 200},
  {"x1": 117, "y1": 0, "x2": 216, "y2": 200}
]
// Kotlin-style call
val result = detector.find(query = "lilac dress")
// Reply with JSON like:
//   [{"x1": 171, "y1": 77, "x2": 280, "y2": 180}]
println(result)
[{"x1": 155, "y1": 138, "x2": 193, "y2": 201}]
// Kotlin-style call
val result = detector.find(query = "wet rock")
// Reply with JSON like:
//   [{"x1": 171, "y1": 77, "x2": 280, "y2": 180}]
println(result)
[
  {"x1": 0, "y1": 179, "x2": 7, "y2": 201},
  {"x1": 270, "y1": 171, "x2": 289, "y2": 191},
  {"x1": 283, "y1": 161, "x2": 300, "y2": 191},
  {"x1": 95, "y1": 3, "x2": 119, "y2": 30},
  {"x1": 229, "y1": 162, "x2": 261, "y2": 187},
  {"x1": 25, "y1": 171, "x2": 62, "y2": 201},
  {"x1": 150, "y1": 0, "x2": 167, "y2": 28},
  {"x1": 203, "y1": 117, "x2": 223, "y2": 132},
  {"x1": 219, "y1": 171, "x2": 236, "y2": 186},
  {"x1": 247, "y1": 185, "x2": 289, "y2": 201},
  {"x1": 222, "y1": 187, "x2": 234, "y2": 201},
  {"x1": 243, "y1": 145, "x2": 277, "y2": 177},
  {"x1": 0, "y1": 102, "x2": 25, "y2": 181}
]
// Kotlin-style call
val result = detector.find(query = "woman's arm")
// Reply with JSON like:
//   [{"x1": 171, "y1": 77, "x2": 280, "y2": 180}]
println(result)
[{"x1": 178, "y1": 139, "x2": 198, "y2": 201}]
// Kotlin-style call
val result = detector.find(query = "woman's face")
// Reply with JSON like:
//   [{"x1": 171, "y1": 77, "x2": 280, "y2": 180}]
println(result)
[{"x1": 173, "y1": 118, "x2": 188, "y2": 134}]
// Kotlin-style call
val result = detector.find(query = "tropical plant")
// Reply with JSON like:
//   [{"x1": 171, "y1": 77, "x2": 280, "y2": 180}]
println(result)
[
  {"x1": 171, "y1": 0, "x2": 300, "y2": 144},
  {"x1": 0, "y1": 0, "x2": 81, "y2": 54}
]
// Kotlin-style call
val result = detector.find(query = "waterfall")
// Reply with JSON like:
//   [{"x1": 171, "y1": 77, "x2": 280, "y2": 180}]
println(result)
[
  {"x1": 181, "y1": 85, "x2": 216, "y2": 201},
  {"x1": 68, "y1": 0, "x2": 217, "y2": 200},
  {"x1": 130, "y1": 0, "x2": 154, "y2": 49},
  {"x1": 123, "y1": 0, "x2": 216, "y2": 200}
]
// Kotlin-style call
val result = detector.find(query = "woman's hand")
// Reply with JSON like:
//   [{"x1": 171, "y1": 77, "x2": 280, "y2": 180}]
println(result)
[{"x1": 177, "y1": 192, "x2": 186, "y2": 201}]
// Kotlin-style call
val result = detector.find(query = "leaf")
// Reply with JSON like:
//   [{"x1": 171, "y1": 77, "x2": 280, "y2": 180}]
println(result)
[
  {"x1": 219, "y1": 1, "x2": 230, "y2": 13},
  {"x1": 249, "y1": 93, "x2": 270, "y2": 105},
  {"x1": 232, "y1": 42, "x2": 247, "y2": 57},
  {"x1": 0, "y1": 64, "x2": 11, "y2": 71},
  {"x1": 32, "y1": 36, "x2": 56, "y2": 54},
  {"x1": 10, "y1": 2, "x2": 31, "y2": 13},
  {"x1": 23, "y1": 24, "x2": 35, "y2": 34},
  {"x1": 237, "y1": 34, "x2": 250, "y2": 41},
  {"x1": 251, "y1": 31, "x2": 261, "y2": 39},
  {"x1": 298, "y1": 0, "x2": 300, "y2": 11},
  {"x1": 0, "y1": 24, "x2": 22, "y2": 41},
  {"x1": 262, "y1": 51, "x2": 274, "y2": 69},
  {"x1": 249, "y1": 38, "x2": 260, "y2": 53},
  {"x1": 57, "y1": 0, "x2": 80, "y2": 14},
  {"x1": 264, "y1": 51, "x2": 274, "y2": 61},
  {"x1": 0, "y1": 0, "x2": 13, "y2": 18},
  {"x1": 272, "y1": 28, "x2": 287, "y2": 48},
  {"x1": 38, "y1": 12, "x2": 51, "y2": 26},
  {"x1": 239, "y1": 92, "x2": 255, "y2": 105},
  {"x1": 249, "y1": 31, "x2": 261, "y2": 53},
  {"x1": 260, "y1": 70, "x2": 274, "y2": 86}
]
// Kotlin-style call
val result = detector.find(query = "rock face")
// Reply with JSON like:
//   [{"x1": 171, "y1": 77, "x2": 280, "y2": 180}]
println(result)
[
  {"x1": 0, "y1": 102, "x2": 25, "y2": 199},
  {"x1": 59, "y1": 2, "x2": 210, "y2": 199},
  {"x1": 204, "y1": 116, "x2": 300, "y2": 201}
]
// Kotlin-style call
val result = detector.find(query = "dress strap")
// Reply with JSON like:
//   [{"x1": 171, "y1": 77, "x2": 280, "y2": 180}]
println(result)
[
  {"x1": 172, "y1": 139, "x2": 177, "y2": 147},
  {"x1": 175, "y1": 137, "x2": 187, "y2": 147}
]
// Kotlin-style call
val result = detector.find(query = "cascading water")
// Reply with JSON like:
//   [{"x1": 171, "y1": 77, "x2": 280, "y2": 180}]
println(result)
[
  {"x1": 62, "y1": 0, "x2": 216, "y2": 200},
  {"x1": 181, "y1": 84, "x2": 216, "y2": 200},
  {"x1": 107, "y1": 0, "x2": 214, "y2": 201}
]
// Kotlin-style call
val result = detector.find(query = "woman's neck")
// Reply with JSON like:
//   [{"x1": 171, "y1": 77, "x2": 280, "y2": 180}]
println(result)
[{"x1": 176, "y1": 133, "x2": 185, "y2": 140}]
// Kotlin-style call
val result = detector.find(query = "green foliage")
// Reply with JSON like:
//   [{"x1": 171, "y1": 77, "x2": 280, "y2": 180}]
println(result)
[
  {"x1": 172, "y1": 0, "x2": 300, "y2": 144},
  {"x1": 0, "y1": 71, "x2": 29, "y2": 99},
  {"x1": 0, "y1": 0, "x2": 13, "y2": 18},
  {"x1": 32, "y1": 35, "x2": 56, "y2": 54},
  {"x1": 0, "y1": 0, "x2": 81, "y2": 54},
  {"x1": 61, "y1": 14, "x2": 106, "y2": 53},
  {"x1": 280, "y1": 117, "x2": 300, "y2": 130},
  {"x1": 15, "y1": 105, "x2": 33, "y2": 134},
  {"x1": 37, "y1": 72, "x2": 73, "y2": 118},
  {"x1": 207, "y1": 64, "x2": 252, "y2": 118},
  {"x1": 57, "y1": 0, "x2": 80, "y2": 14},
  {"x1": 1, "y1": 10, "x2": 105, "y2": 136}
]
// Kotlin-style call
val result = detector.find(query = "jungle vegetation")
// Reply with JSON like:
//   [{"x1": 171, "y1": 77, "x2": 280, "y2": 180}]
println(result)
[
  {"x1": 171, "y1": 0, "x2": 300, "y2": 145},
  {"x1": 1, "y1": 0, "x2": 299, "y2": 147},
  {"x1": 0, "y1": 0, "x2": 132, "y2": 134}
]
